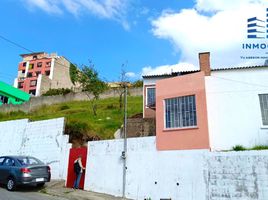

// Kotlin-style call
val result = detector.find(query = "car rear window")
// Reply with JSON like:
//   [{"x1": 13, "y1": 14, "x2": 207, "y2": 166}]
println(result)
[
  {"x1": 18, "y1": 157, "x2": 43, "y2": 166},
  {"x1": 0, "y1": 157, "x2": 4, "y2": 165}
]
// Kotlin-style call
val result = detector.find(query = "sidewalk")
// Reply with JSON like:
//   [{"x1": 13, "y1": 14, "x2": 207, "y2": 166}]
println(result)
[{"x1": 41, "y1": 181, "x2": 130, "y2": 200}]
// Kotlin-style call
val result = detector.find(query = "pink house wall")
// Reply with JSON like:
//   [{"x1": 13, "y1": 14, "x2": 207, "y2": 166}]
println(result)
[{"x1": 156, "y1": 72, "x2": 210, "y2": 150}]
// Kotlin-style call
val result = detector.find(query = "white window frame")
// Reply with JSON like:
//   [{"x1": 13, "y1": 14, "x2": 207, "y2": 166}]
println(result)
[
  {"x1": 146, "y1": 86, "x2": 156, "y2": 108},
  {"x1": 164, "y1": 95, "x2": 197, "y2": 130},
  {"x1": 259, "y1": 94, "x2": 268, "y2": 128}
]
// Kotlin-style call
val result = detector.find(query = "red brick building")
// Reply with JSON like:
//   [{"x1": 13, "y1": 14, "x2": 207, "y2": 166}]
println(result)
[{"x1": 14, "y1": 52, "x2": 74, "y2": 96}]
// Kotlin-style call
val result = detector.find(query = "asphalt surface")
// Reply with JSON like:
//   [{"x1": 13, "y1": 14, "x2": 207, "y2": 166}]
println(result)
[
  {"x1": 0, "y1": 186, "x2": 67, "y2": 200},
  {"x1": 0, "y1": 182, "x2": 129, "y2": 200}
]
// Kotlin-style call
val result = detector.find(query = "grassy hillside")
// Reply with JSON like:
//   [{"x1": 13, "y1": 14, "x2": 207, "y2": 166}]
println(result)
[{"x1": 0, "y1": 96, "x2": 142, "y2": 140}]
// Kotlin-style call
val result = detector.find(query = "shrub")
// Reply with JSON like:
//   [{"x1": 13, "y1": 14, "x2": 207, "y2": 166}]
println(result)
[
  {"x1": 59, "y1": 105, "x2": 70, "y2": 111},
  {"x1": 42, "y1": 88, "x2": 72, "y2": 96},
  {"x1": 232, "y1": 145, "x2": 246, "y2": 151},
  {"x1": 8, "y1": 111, "x2": 26, "y2": 117},
  {"x1": 251, "y1": 145, "x2": 268, "y2": 150},
  {"x1": 106, "y1": 104, "x2": 115, "y2": 109},
  {"x1": 65, "y1": 120, "x2": 89, "y2": 138}
]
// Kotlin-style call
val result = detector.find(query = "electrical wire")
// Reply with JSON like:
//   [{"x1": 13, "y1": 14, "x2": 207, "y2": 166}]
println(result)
[
  {"x1": 0, "y1": 34, "x2": 75, "y2": 71},
  {"x1": 210, "y1": 75, "x2": 268, "y2": 88},
  {"x1": 0, "y1": 35, "x2": 34, "y2": 53}
]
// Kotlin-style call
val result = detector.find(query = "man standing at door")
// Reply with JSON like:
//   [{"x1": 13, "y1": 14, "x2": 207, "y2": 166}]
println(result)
[{"x1": 73, "y1": 155, "x2": 86, "y2": 189}]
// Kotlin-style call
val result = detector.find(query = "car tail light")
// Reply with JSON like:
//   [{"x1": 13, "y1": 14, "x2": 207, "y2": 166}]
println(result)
[
  {"x1": 21, "y1": 168, "x2": 31, "y2": 173},
  {"x1": 47, "y1": 166, "x2": 51, "y2": 173}
]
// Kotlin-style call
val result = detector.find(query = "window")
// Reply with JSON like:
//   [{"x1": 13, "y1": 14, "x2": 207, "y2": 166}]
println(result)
[
  {"x1": 22, "y1": 62, "x2": 27, "y2": 67},
  {"x1": 27, "y1": 72, "x2": 33, "y2": 77},
  {"x1": 22, "y1": 70, "x2": 25, "y2": 74},
  {"x1": 46, "y1": 62, "x2": 51, "y2": 67},
  {"x1": 45, "y1": 71, "x2": 50, "y2": 76},
  {"x1": 18, "y1": 157, "x2": 42, "y2": 166},
  {"x1": 35, "y1": 71, "x2": 41, "y2": 76},
  {"x1": 37, "y1": 62, "x2": 42, "y2": 67},
  {"x1": 33, "y1": 55, "x2": 37, "y2": 59},
  {"x1": 3, "y1": 158, "x2": 15, "y2": 166},
  {"x1": 147, "y1": 87, "x2": 155, "y2": 107},
  {"x1": 30, "y1": 80, "x2": 37, "y2": 87},
  {"x1": 0, "y1": 96, "x2": 8, "y2": 104},
  {"x1": 259, "y1": 94, "x2": 268, "y2": 126},
  {"x1": 18, "y1": 82, "x2": 23, "y2": 88},
  {"x1": 165, "y1": 95, "x2": 197, "y2": 129},
  {"x1": 29, "y1": 63, "x2": 34, "y2": 70},
  {"x1": 0, "y1": 157, "x2": 5, "y2": 165},
  {"x1": 29, "y1": 90, "x2": 36, "y2": 95}
]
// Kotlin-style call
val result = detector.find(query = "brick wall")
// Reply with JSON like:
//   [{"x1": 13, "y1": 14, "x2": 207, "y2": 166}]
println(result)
[{"x1": 127, "y1": 118, "x2": 156, "y2": 137}]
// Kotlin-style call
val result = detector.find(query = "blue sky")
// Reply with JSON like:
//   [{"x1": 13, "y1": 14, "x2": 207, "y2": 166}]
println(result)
[
  {"x1": 0, "y1": 0, "x2": 267, "y2": 85},
  {"x1": 0, "y1": 0, "x2": 194, "y2": 84}
]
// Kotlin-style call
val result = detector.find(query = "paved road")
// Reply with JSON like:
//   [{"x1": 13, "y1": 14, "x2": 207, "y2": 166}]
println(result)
[{"x1": 0, "y1": 186, "x2": 67, "y2": 200}]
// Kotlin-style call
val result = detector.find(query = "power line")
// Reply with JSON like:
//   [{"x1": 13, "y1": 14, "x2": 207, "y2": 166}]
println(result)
[
  {"x1": 0, "y1": 34, "x2": 75, "y2": 71},
  {"x1": 0, "y1": 35, "x2": 34, "y2": 53},
  {"x1": 211, "y1": 75, "x2": 268, "y2": 88}
]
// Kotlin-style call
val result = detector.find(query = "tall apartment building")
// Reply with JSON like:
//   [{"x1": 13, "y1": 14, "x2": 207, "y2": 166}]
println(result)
[{"x1": 14, "y1": 52, "x2": 74, "y2": 96}]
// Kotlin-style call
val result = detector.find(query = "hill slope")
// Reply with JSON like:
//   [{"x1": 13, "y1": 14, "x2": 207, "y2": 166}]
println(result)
[{"x1": 0, "y1": 96, "x2": 142, "y2": 140}]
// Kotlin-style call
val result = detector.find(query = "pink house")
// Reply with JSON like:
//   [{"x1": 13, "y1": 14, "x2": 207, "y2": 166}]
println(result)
[{"x1": 143, "y1": 52, "x2": 268, "y2": 151}]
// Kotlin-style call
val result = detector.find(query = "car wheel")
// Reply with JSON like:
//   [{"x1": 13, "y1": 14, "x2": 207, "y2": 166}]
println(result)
[
  {"x1": 37, "y1": 183, "x2": 45, "y2": 188},
  {"x1": 6, "y1": 177, "x2": 16, "y2": 191}
]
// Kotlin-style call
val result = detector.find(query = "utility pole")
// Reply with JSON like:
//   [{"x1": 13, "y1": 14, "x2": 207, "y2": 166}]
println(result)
[{"x1": 122, "y1": 85, "x2": 127, "y2": 198}]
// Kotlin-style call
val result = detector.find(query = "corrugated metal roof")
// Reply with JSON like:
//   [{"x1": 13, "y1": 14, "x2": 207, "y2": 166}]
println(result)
[
  {"x1": 142, "y1": 69, "x2": 199, "y2": 78},
  {"x1": 142, "y1": 65, "x2": 268, "y2": 78},
  {"x1": 211, "y1": 65, "x2": 268, "y2": 71},
  {"x1": 0, "y1": 81, "x2": 30, "y2": 101}
]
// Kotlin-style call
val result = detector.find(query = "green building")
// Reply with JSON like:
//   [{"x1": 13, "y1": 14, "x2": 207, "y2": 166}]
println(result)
[{"x1": 0, "y1": 81, "x2": 30, "y2": 106}]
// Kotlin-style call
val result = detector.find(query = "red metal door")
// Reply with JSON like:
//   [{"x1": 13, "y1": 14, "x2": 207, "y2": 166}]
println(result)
[{"x1": 66, "y1": 147, "x2": 88, "y2": 189}]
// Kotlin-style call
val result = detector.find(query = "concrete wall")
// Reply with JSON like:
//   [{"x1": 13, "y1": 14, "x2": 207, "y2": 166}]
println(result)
[
  {"x1": 207, "y1": 150, "x2": 268, "y2": 200},
  {"x1": 84, "y1": 136, "x2": 268, "y2": 200},
  {"x1": 84, "y1": 137, "x2": 208, "y2": 200},
  {"x1": 0, "y1": 87, "x2": 142, "y2": 113},
  {"x1": 0, "y1": 118, "x2": 71, "y2": 180},
  {"x1": 206, "y1": 68, "x2": 268, "y2": 150},
  {"x1": 49, "y1": 57, "x2": 74, "y2": 90}
]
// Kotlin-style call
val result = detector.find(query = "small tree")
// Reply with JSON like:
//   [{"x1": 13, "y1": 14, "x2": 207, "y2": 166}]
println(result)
[
  {"x1": 116, "y1": 64, "x2": 129, "y2": 111},
  {"x1": 78, "y1": 63, "x2": 107, "y2": 116},
  {"x1": 132, "y1": 80, "x2": 143, "y2": 87},
  {"x1": 69, "y1": 63, "x2": 80, "y2": 84}
]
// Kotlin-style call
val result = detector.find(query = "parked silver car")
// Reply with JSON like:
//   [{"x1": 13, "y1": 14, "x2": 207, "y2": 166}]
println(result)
[{"x1": 0, "y1": 156, "x2": 51, "y2": 191}]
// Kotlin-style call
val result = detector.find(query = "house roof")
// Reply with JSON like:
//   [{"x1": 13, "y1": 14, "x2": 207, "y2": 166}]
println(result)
[
  {"x1": 20, "y1": 52, "x2": 45, "y2": 57},
  {"x1": 211, "y1": 65, "x2": 268, "y2": 71},
  {"x1": 142, "y1": 65, "x2": 268, "y2": 78},
  {"x1": 0, "y1": 81, "x2": 30, "y2": 101}
]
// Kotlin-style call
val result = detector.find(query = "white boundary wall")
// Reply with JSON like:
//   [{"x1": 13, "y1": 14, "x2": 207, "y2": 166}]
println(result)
[
  {"x1": 85, "y1": 136, "x2": 268, "y2": 200},
  {"x1": 0, "y1": 118, "x2": 71, "y2": 180},
  {"x1": 85, "y1": 137, "x2": 208, "y2": 200}
]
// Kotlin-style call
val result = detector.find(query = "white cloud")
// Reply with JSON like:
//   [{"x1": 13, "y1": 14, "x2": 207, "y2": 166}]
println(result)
[
  {"x1": 142, "y1": 62, "x2": 197, "y2": 76},
  {"x1": 125, "y1": 72, "x2": 136, "y2": 78},
  {"x1": 151, "y1": 0, "x2": 268, "y2": 70},
  {"x1": 22, "y1": 0, "x2": 130, "y2": 29},
  {"x1": 195, "y1": 0, "x2": 267, "y2": 12},
  {"x1": 24, "y1": 0, "x2": 62, "y2": 14}
]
